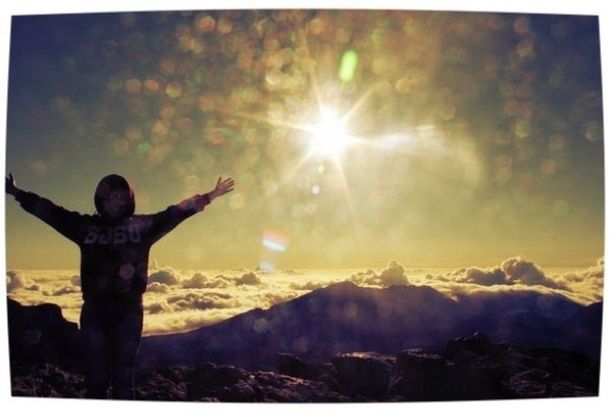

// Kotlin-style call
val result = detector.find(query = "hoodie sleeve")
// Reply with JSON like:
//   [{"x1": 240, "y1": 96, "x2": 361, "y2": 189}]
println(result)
[
  {"x1": 148, "y1": 193, "x2": 212, "y2": 244},
  {"x1": 14, "y1": 190, "x2": 87, "y2": 244}
]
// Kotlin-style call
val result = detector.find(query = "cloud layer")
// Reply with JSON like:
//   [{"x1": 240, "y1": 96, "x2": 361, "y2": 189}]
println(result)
[
  {"x1": 6, "y1": 256, "x2": 603, "y2": 336},
  {"x1": 432, "y1": 257, "x2": 569, "y2": 291}
]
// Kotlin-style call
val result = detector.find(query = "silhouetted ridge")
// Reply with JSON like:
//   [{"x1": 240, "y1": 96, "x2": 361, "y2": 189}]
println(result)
[{"x1": 138, "y1": 282, "x2": 601, "y2": 370}]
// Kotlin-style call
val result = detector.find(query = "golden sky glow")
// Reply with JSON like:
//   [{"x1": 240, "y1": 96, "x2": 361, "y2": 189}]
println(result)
[{"x1": 5, "y1": 10, "x2": 604, "y2": 270}]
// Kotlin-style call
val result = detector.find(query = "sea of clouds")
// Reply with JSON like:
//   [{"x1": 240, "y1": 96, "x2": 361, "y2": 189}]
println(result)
[{"x1": 6, "y1": 256, "x2": 603, "y2": 336}]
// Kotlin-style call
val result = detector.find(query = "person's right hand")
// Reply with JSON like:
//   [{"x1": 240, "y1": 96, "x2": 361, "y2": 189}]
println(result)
[{"x1": 6, "y1": 173, "x2": 19, "y2": 197}]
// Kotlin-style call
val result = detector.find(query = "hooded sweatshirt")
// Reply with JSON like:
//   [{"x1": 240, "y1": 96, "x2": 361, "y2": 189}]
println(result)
[{"x1": 15, "y1": 190, "x2": 211, "y2": 302}]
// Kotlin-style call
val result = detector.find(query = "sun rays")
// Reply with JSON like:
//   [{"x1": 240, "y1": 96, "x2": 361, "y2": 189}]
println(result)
[{"x1": 306, "y1": 107, "x2": 352, "y2": 159}]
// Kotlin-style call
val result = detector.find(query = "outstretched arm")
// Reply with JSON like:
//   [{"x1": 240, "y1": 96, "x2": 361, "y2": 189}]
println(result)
[
  {"x1": 178, "y1": 177, "x2": 235, "y2": 211},
  {"x1": 5, "y1": 173, "x2": 86, "y2": 243},
  {"x1": 150, "y1": 176, "x2": 235, "y2": 243}
]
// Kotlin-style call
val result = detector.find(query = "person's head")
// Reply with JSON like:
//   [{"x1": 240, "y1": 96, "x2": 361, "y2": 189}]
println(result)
[{"x1": 94, "y1": 174, "x2": 135, "y2": 221}]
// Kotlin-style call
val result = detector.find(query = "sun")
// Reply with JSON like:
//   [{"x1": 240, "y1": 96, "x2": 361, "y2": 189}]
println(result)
[{"x1": 308, "y1": 107, "x2": 352, "y2": 160}]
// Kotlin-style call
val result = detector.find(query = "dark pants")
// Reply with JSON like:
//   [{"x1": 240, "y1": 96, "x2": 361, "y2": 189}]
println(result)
[{"x1": 80, "y1": 298, "x2": 143, "y2": 399}]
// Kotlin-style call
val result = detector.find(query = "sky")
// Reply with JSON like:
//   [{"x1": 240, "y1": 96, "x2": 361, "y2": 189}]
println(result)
[{"x1": 5, "y1": 9, "x2": 604, "y2": 270}]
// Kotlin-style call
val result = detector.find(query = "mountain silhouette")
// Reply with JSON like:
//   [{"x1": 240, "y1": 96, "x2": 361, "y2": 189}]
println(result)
[{"x1": 138, "y1": 282, "x2": 602, "y2": 370}]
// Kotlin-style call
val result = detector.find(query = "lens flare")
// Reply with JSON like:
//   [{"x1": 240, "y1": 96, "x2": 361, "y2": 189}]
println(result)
[
  {"x1": 308, "y1": 108, "x2": 351, "y2": 159},
  {"x1": 339, "y1": 49, "x2": 358, "y2": 82},
  {"x1": 262, "y1": 229, "x2": 289, "y2": 253}
]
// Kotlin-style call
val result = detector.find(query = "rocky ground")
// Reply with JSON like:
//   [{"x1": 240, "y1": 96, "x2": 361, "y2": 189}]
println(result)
[{"x1": 11, "y1": 332, "x2": 598, "y2": 401}]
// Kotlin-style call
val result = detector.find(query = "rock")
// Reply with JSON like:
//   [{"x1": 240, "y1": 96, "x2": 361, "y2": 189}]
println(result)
[
  {"x1": 136, "y1": 366, "x2": 190, "y2": 401},
  {"x1": 278, "y1": 353, "x2": 312, "y2": 377},
  {"x1": 187, "y1": 364, "x2": 350, "y2": 402},
  {"x1": 549, "y1": 381, "x2": 594, "y2": 397},
  {"x1": 441, "y1": 333, "x2": 599, "y2": 400},
  {"x1": 184, "y1": 361, "x2": 349, "y2": 402},
  {"x1": 445, "y1": 359, "x2": 508, "y2": 400},
  {"x1": 278, "y1": 353, "x2": 338, "y2": 389},
  {"x1": 527, "y1": 347, "x2": 600, "y2": 393},
  {"x1": 332, "y1": 352, "x2": 395, "y2": 399},
  {"x1": 390, "y1": 348, "x2": 448, "y2": 400},
  {"x1": 250, "y1": 371, "x2": 348, "y2": 402},
  {"x1": 445, "y1": 332, "x2": 493, "y2": 359},
  {"x1": 441, "y1": 333, "x2": 511, "y2": 399},
  {"x1": 7, "y1": 299, "x2": 81, "y2": 370},
  {"x1": 504, "y1": 368, "x2": 593, "y2": 398},
  {"x1": 11, "y1": 363, "x2": 85, "y2": 398},
  {"x1": 188, "y1": 362, "x2": 249, "y2": 399},
  {"x1": 214, "y1": 379, "x2": 257, "y2": 402}
]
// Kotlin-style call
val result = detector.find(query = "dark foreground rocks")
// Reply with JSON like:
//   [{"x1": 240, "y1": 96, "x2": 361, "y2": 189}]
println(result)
[
  {"x1": 10, "y1": 332, "x2": 598, "y2": 401},
  {"x1": 11, "y1": 362, "x2": 350, "y2": 402},
  {"x1": 278, "y1": 332, "x2": 598, "y2": 401}
]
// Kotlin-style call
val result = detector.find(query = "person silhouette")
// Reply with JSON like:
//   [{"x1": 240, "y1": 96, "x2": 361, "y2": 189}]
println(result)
[{"x1": 5, "y1": 173, "x2": 234, "y2": 399}]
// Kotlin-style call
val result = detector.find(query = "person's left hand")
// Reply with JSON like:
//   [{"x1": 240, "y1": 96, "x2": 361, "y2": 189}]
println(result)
[{"x1": 5, "y1": 173, "x2": 19, "y2": 197}]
